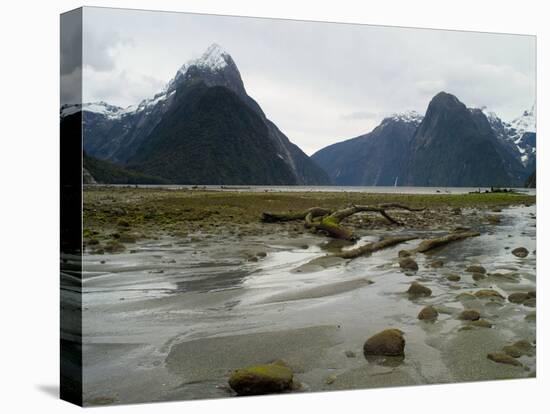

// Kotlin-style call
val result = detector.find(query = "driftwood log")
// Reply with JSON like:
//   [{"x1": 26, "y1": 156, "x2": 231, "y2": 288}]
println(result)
[
  {"x1": 261, "y1": 203, "x2": 425, "y2": 241},
  {"x1": 334, "y1": 236, "x2": 418, "y2": 259},
  {"x1": 413, "y1": 231, "x2": 481, "y2": 253}
]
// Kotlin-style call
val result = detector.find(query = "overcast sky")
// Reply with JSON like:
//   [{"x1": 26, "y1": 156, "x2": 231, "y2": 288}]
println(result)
[{"x1": 69, "y1": 7, "x2": 535, "y2": 155}]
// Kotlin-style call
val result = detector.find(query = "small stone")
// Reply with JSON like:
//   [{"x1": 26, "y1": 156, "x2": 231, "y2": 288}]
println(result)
[
  {"x1": 512, "y1": 247, "x2": 529, "y2": 258},
  {"x1": 363, "y1": 329, "x2": 405, "y2": 357},
  {"x1": 344, "y1": 350, "x2": 356, "y2": 358},
  {"x1": 407, "y1": 281, "x2": 432, "y2": 297},
  {"x1": 508, "y1": 292, "x2": 529, "y2": 304},
  {"x1": 398, "y1": 250, "x2": 412, "y2": 258},
  {"x1": 418, "y1": 306, "x2": 438, "y2": 321},
  {"x1": 472, "y1": 273, "x2": 486, "y2": 281},
  {"x1": 456, "y1": 292, "x2": 476, "y2": 301},
  {"x1": 502, "y1": 345, "x2": 522, "y2": 358},
  {"x1": 525, "y1": 311, "x2": 536, "y2": 322},
  {"x1": 512, "y1": 340, "x2": 535, "y2": 356},
  {"x1": 487, "y1": 352, "x2": 522, "y2": 367},
  {"x1": 474, "y1": 289, "x2": 504, "y2": 300},
  {"x1": 325, "y1": 375, "x2": 336, "y2": 385},
  {"x1": 447, "y1": 274, "x2": 461, "y2": 282},
  {"x1": 429, "y1": 260, "x2": 444, "y2": 268},
  {"x1": 458, "y1": 309, "x2": 481, "y2": 321},
  {"x1": 466, "y1": 265, "x2": 486, "y2": 274},
  {"x1": 256, "y1": 252, "x2": 267, "y2": 258},
  {"x1": 486, "y1": 215, "x2": 501, "y2": 224},
  {"x1": 470, "y1": 319, "x2": 492, "y2": 328},
  {"x1": 399, "y1": 257, "x2": 418, "y2": 271},
  {"x1": 523, "y1": 298, "x2": 536, "y2": 308}
]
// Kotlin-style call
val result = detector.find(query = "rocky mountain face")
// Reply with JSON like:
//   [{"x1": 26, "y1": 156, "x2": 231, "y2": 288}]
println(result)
[
  {"x1": 61, "y1": 44, "x2": 330, "y2": 185},
  {"x1": 313, "y1": 92, "x2": 534, "y2": 187},
  {"x1": 403, "y1": 92, "x2": 526, "y2": 186},
  {"x1": 312, "y1": 112, "x2": 422, "y2": 186}
]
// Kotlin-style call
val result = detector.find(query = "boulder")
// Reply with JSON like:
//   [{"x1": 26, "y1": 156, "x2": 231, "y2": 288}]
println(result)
[
  {"x1": 363, "y1": 329, "x2": 405, "y2": 357},
  {"x1": 447, "y1": 274, "x2": 461, "y2": 282},
  {"x1": 458, "y1": 309, "x2": 481, "y2": 321},
  {"x1": 407, "y1": 281, "x2": 432, "y2": 297},
  {"x1": 487, "y1": 352, "x2": 522, "y2": 367},
  {"x1": 418, "y1": 306, "x2": 438, "y2": 321},
  {"x1": 228, "y1": 363, "x2": 294, "y2": 396},
  {"x1": 399, "y1": 257, "x2": 418, "y2": 271},
  {"x1": 511, "y1": 247, "x2": 529, "y2": 258},
  {"x1": 466, "y1": 265, "x2": 486, "y2": 274},
  {"x1": 508, "y1": 292, "x2": 529, "y2": 304}
]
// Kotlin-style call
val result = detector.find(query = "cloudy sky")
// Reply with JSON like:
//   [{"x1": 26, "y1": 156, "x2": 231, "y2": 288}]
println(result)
[{"x1": 66, "y1": 7, "x2": 536, "y2": 155}]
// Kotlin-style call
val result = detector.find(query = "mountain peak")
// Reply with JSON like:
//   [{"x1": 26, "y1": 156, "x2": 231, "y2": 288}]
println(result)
[
  {"x1": 430, "y1": 91, "x2": 462, "y2": 107},
  {"x1": 178, "y1": 43, "x2": 233, "y2": 75}
]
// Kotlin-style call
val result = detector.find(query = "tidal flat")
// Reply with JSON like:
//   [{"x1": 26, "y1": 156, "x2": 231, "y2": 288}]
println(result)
[{"x1": 76, "y1": 187, "x2": 536, "y2": 405}]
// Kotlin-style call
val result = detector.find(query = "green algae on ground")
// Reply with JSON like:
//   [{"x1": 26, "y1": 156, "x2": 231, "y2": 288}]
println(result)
[{"x1": 82, "y1": 187, "x2": 535, "y2": 251}]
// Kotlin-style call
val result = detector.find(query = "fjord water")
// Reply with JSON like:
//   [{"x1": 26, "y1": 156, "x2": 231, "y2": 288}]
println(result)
[
  {"x1": 78, "y1": 201, "x2": 536, "y2": 404},
  {"x1": 96, "y1": 184, "x2": 536, "y2": 195}
]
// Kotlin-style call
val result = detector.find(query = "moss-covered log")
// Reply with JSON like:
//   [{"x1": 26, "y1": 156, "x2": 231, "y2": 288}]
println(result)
[{"x1": 262, "y1": 203, "x2": 425, "y2": 241}]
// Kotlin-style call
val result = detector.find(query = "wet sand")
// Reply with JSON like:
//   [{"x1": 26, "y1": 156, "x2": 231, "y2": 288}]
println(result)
[{"x1": 75, "y1": 189, "x2": 536, "y2": 405}]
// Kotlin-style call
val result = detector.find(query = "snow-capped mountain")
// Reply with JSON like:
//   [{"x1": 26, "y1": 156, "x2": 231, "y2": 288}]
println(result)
[
  {"x1": 61, "y1": 43, "x2": 330, "y2": 185},
  {"x1": 481, "y1": 104, "x2": 536, "y2": 169},
  {"x1": 312, "y1": 110, "x2": 422, "y2": 186},
  {"x1": 313, "y1": 92, "x2": 532, "y2": 187}
]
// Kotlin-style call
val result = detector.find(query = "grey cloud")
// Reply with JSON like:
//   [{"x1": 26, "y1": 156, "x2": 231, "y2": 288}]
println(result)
[
  {"x1": 341, "y1": 111, "x2": 381, "y2": 121},
  {"x1": 78, "y1": 7, "x2": 536, "y2": 154}
]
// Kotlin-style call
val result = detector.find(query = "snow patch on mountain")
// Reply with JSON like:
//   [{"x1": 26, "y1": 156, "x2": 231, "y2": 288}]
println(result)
[
  {"x1": 61, "y1": 43, "x2": 230, "y2": 120},
  {"x1": 179, "y1": 43, "x2": 230, "y2": 73},
  {"x1": 383, "y1": 110, "x2": 424, "y2": 125},
  {"x1": 480, "y1": 104, "x2": 536, "y2": 167},
  {"x1": 60, "y1": 101, "x2": 124, "y2": 119}
]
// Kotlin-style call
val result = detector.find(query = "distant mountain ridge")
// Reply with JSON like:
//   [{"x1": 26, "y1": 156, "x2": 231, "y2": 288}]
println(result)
[
  {"x1": 61, "y1": 44, "x2": 330, "y2": 185},
  {"x1": 313, "y1": 92, "x2": 535, "y2": 187}
]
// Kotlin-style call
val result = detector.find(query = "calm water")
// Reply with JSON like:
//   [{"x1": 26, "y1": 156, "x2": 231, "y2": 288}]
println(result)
[{"x1": 88, "y1": 184, "x2": 536, "y2": 196}]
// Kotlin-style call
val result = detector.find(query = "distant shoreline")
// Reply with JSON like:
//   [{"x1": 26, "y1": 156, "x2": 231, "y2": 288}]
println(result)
[{"x1": 83, "y1": 184, "x2": 536, "y2": 196}]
